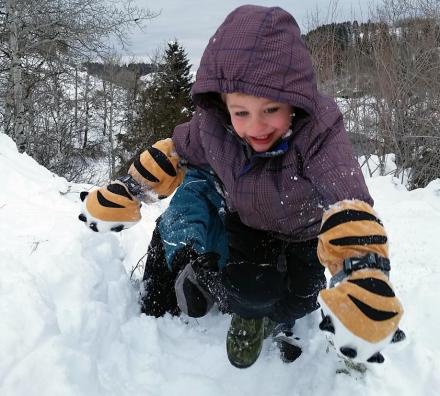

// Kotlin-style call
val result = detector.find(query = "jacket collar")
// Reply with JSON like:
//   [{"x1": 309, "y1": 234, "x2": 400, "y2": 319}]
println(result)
[{"x1": 225, "y1": 125, "x2": 291, "y2": 176}]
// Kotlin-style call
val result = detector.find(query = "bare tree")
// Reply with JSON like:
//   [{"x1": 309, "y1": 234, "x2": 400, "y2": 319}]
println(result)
[
  {"x1": 0, "y1": 0, "x2": 158, "y2": 153},
  {"x1": 4, "y1": 0, "x2": 25, "y2": 150},
  {"x1": 305, "y1": 0, "x2": 440, "y2": 188},
  {"x1": 368, "y1": 0, "x2": 440, "y2": 185}
]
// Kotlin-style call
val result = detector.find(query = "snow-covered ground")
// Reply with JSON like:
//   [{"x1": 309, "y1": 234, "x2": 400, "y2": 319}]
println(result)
[{"x1": 1, "y1": 133, "x2": 439, "y2": 396}]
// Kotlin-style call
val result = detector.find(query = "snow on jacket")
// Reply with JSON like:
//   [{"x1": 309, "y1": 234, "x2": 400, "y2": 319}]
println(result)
[{"x1": 171, "y1": 4, "x2": 372, "y2": 241}]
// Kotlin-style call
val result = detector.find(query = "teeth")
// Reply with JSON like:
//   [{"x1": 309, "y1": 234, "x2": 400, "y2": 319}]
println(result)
[{"x1": 254, "y1": 135, "x2": 269, "y2": 140}]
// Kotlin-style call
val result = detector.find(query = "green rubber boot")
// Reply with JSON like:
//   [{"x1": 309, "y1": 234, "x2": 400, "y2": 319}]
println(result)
[
  {"x1": 263, "y1": 317, "x2": 277, "y2": 339},
  {"x1": 226, "y1": 314, "x2": 264, "y2": 369}
]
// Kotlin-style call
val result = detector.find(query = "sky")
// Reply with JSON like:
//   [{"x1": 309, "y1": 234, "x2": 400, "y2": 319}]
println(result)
[
  {"x1": 1, "y1": 131, "x2": 440, "y2": 395},
  {"x1": 120, "y1": 0, "x2": 377, "y2": 68}
]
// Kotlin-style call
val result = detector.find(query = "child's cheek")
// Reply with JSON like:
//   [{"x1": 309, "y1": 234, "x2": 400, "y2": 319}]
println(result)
[{"x1": 231, "y1": 120, "x2": 245, "y2": 138}]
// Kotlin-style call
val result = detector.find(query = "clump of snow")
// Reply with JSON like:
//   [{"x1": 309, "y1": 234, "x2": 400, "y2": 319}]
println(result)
[{"x1": 1, "y1": 133, "x2": 440, "y2": 395}]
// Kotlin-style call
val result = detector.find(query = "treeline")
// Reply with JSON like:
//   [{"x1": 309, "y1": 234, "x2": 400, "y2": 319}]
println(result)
[
  {"x1": 304, "y1": 17, "x2": 440, "y2": 94},
  {"x1": 84, "y1": 62, "x2": 157, "y2": 81},
  {"x1": 304, "y1": 0, "x2": 440, "y2": 189}
]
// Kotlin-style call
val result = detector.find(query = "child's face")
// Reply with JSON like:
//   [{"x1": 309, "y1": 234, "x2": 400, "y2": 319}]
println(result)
[{"x1": 224, "y1": 93, "x2": 293, "y2": 152}]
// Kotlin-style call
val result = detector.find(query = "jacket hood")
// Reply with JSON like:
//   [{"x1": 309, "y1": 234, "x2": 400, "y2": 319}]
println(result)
[{"x1": 192, "y1": 5, "x2": 318, "y2": 116}]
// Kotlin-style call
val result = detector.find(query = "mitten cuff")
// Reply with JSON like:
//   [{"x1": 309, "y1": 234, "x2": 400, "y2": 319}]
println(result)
[{"x1": 317, "y1": 199, "x2": 389, "y2": 275}]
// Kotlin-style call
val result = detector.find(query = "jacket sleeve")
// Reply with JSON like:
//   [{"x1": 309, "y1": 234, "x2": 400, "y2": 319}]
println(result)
[
  {"x1": 158, "y1": 167, "x2": 229, "y2": 270},
  {"x1": 171, "y1": 109, "x2": 210, "y2": 167},
  {"x1": 301, "y1": 98, "x2": 389, "y2": 272},
  {"x1": 302, "y1": 99, "x2": 372, "y2": 208}
]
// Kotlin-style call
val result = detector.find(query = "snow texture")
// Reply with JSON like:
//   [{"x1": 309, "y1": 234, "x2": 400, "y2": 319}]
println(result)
[{"x1": 1, "y1": 133, "x2": 439, "y2": 395}]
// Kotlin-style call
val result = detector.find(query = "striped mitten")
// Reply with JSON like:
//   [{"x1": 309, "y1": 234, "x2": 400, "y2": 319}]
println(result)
[
  {"x1": 317, "y1": 200, "x2": 405, "y2": 363},
  {"x1": 78, "y1": 138, "x2": 185, "y2": 232},
  {"x1": 78, "y1": 181, "x2": 141, "y2": 232}
]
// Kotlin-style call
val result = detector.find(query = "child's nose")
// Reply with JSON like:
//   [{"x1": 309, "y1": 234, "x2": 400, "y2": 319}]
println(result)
[{"x1": 249, "y1": 115, "x2": 267, "y2": 133}]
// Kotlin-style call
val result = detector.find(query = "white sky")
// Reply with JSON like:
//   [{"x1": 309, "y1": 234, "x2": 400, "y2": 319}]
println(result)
[{"x1": 120, "y1": 0, "x2": 377, "y2": 68}]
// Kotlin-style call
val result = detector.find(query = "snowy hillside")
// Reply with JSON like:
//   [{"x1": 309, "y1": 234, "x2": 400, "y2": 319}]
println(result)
[{"x1": 1, "y1": 133, "x2": 440, "y2": 396}]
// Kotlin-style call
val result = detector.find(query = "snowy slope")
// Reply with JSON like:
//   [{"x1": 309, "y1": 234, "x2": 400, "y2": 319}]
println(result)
[{"x1": 1, "y1": 133, "x2": 440, "y2": 396}]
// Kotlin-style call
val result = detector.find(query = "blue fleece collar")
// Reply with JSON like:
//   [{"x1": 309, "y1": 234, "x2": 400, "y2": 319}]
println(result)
[{"x1": 225, "y1": 124, "x2": 291, "y2": 176}]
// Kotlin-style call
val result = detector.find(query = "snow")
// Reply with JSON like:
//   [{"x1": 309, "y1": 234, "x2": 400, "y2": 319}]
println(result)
[{"x1": 1, "y1": 132, "x2": 440, "y2": 395}]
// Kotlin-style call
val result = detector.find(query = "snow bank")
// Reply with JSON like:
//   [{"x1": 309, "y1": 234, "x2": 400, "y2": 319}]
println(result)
[{"x1": 1, "y1": 133, "x2": 439, "y2": 396}]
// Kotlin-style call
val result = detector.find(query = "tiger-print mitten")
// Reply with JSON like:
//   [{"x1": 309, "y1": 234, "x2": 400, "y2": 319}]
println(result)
[
  {"x1": 128, "y1": 138, "x2": 185, "y2": 199},
  {"x1": 78, "y1": 181, "x2": 141, "y2": 232},
  {"x1": 78, "y1": 138, "x2": 185, "y2": 232},
  {"x1": 317, "y1": 200, "x2": 405, "y2": 363}
]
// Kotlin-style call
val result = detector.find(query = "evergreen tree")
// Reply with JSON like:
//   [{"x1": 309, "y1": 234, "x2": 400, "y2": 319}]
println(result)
[
  {"x1": 119, "y1": 40, "x2": 194, "y2": 167},
  {"x1": 161, "y1": 41, "x2": 193, "y2": 109}
]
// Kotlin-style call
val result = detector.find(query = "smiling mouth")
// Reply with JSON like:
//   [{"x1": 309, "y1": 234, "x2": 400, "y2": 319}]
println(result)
[
  {"x1": 249, "y1": 132, "x2": 274, "y2": 143},
  {"x1": 254, "y1": 134, "x2": 271, "y2": 140}
]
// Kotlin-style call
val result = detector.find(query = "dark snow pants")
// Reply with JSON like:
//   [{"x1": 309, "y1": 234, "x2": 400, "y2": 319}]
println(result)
[
  {"x1": 140, "y1": 213, "x2": 326, "y2": 324},
  {"x1": 221, "y1": 213, "x2": 326, "y2": 324}
]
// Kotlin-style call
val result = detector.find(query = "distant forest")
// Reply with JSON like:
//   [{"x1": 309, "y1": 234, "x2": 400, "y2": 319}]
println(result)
[
  {"x1": 84, "y1": 62, "x2": 157, "y2": 80},
  {"x1": 303, "y1": 18, "x2": 440, "y2": 95}
]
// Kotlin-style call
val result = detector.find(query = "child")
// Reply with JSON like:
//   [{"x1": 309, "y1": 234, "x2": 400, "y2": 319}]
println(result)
[{"x1": 79, "y1": 5, "x2": 404, "y2": 368}]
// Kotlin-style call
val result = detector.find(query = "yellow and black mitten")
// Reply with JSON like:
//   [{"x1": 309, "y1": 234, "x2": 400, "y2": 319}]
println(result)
[
  {"x1": 79, "y1": 181, "x2": 141, "y2": 232},
  {"x1": 317, "y1": 200, "x2": 405, "y2": 363},
  {"x1": 128, "y1": 138, "x2": 185, "y2": 199},
  {"x1": 78, "y1": 138, "x2": 185, "y2": 232}
]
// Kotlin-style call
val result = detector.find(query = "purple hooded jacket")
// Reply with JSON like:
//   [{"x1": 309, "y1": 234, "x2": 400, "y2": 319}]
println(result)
[{"x1": 172, "y1": 5, "x2": 372, "y2": 241}]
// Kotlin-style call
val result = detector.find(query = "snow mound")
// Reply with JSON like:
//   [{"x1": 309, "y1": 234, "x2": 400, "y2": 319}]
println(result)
[{"x1": 1, "y1": 133, "x2": 439, "y2": 396}]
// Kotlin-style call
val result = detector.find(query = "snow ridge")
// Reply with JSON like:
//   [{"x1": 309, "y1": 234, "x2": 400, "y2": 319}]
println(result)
[{"x1": 1, "y1": 133, "x2": 439, "y2": 396}]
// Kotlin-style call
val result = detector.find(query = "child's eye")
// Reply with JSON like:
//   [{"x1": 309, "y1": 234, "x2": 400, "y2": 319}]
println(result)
[
  {"x1": 234, "y1": 111, "x2": 248, "y2": 117},
  {"x1": 265, "y1": 107, "x2": 279, "y2": 114}
]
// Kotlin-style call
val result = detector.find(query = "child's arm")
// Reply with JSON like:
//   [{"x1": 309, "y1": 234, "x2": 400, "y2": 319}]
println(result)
[
  {"x1": 302, "y1": 102, "x2": 373, "y2": 208},
  {"x1": 301, "y1": 100, "x2": 405, "y2": 362},
  {"x1": 78, "y1": 138, "x2": 185, "y2": 233}
]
